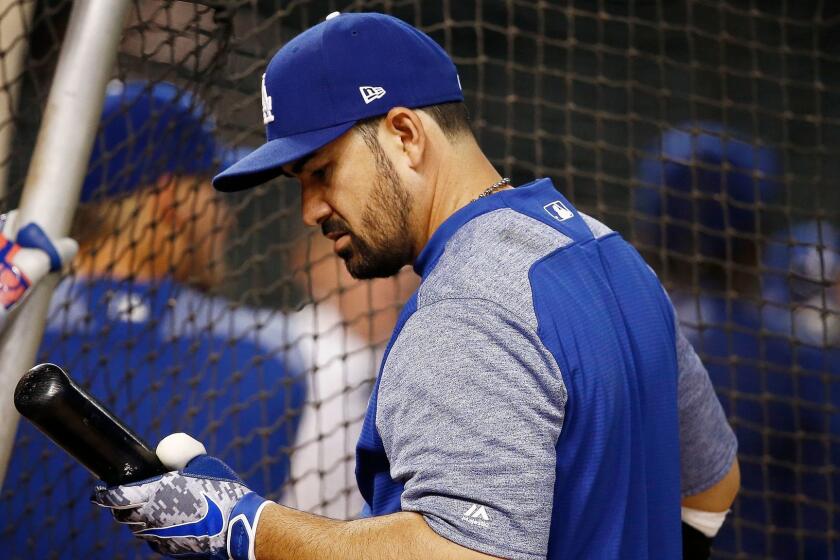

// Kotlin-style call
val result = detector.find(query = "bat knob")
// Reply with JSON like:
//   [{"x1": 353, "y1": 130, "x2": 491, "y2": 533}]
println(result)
[
  {"x1": 14, "y1": 363, "x2": 71, "y2": 418},
  {"x1": 156, "y1": 433, "x2": 207, "y2": 470}
]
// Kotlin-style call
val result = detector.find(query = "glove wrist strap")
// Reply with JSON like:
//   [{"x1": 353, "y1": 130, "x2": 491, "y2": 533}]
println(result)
[
  {"x1": 16, "y1": 223, "x2": 62, "y2": 271},
  {"x1": 227, "y1": 492, "x2": 269, "y2": 560}
]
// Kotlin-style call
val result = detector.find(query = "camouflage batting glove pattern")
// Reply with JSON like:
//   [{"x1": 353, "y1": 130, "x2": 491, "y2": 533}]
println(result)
[{"x1": 91, "y1": 454, "x2": 269, "y2": 560}]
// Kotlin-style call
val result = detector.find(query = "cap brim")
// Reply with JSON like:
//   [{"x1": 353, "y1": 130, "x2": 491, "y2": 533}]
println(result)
[{"x1": 212, "y1": 121, "x2": 356, "y2": 192}]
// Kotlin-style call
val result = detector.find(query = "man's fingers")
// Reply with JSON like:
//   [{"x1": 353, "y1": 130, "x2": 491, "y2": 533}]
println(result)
[
  {"x1": 91, "y1": 482, "x2": 151, "y2": 509},
  {"x1": 112, "y1": 507, "x2": 147, "y2": 527}
]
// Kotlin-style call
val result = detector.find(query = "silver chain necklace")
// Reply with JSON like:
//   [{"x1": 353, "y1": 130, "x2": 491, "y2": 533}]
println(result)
[{"x1": 472, "y1": 177, "x2": 511, "y2": 203}]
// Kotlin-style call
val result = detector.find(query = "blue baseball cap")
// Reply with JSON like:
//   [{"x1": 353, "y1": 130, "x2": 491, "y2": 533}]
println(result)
[
  {"x1": 212, "y1": 12, "x2": 464, "y2": 192},
  {"x1": 82, "y1": 80, "x2": 240, "y2": 203},
  {"x1": 634, "y1": 122, "x2": 780, "y2": 259}
]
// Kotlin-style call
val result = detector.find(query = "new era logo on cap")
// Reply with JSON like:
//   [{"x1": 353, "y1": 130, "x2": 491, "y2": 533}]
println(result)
[{"x1": 359, "y1": 86, "x2": 386, "y2": 104}]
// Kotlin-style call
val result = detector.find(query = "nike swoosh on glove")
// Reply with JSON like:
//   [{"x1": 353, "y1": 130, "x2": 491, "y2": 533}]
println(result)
[{"x1": 91, "y1": 434, "x2": 269, "y2": 560}]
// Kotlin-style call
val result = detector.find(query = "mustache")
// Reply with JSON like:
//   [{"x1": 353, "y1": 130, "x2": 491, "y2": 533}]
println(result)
[{"x1": 322, "y1": 217, "x2": 352, "y2": 238}]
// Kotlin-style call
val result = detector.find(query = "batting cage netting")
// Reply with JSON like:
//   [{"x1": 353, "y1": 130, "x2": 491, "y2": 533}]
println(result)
[{"x1": 0, "y1": 0, "x2": 838, "y2": 558}]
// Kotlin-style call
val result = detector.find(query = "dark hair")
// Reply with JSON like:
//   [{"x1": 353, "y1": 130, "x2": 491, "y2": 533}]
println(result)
[{"x1": 355, "y1": 101, "x2": 473, "y2": 148}]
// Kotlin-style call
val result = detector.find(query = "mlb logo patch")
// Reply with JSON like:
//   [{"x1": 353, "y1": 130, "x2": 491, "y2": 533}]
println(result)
[{"x1": 544, "y1": 200, "x2": 574, "y2": 222}]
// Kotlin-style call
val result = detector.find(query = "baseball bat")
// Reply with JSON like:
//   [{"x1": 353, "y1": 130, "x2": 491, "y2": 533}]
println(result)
[{"x1": 13, "y1": 362, "x2": 166, "y2": 485}]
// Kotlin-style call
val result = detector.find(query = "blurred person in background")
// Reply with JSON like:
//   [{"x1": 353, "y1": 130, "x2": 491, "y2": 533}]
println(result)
[
  {"x1": 634, "y1": 122, "x2": 780, "y2": 348},
  {"x1": 691, "y1": 219, "x2": 840, "y2": 557},
  {"x1": 1, "y1": 80, "x2": 306, "y2": 559},
  {"x1": 282, "y1": 231, "x2": 417, "y2": 519},
  {"x1": 637, "y1": 126, "x2": 840, "y2": 556},
  {"x1": 634, "y1": 122, "x2": 780, "y2": 414},
  {"x1": 634, "y1": 124, "x2": 773, "y2": 555},
  {"x1": 752, "y1": 220, "x2": 839, "y2": 557}
]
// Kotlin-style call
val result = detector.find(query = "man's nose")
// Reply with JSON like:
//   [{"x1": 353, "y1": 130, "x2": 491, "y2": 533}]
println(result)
[{"x1": 300, "y1": 185, "x2": 331, "y2": 227}]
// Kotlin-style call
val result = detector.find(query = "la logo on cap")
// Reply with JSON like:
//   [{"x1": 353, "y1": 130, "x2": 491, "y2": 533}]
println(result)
[{"x1": 261, "y1": 73, "x2": 275, "y2": 124}]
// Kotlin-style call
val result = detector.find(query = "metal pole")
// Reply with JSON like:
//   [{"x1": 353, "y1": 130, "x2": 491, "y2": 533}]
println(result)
[
  {"x1": 0, "y1": 0, "x2": 37, "y2": 199},
  {"x1": 0, "y1": 0, "x2": 131, "y2": 485}
]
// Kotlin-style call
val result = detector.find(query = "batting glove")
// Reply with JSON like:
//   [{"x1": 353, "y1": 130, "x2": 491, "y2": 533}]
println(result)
[
  {"x1": 91, "y1": 433, "x2": 270, "y2": 560},
  {"x1": 0, "y1": 210, "x2": 78, "y2": 320}
]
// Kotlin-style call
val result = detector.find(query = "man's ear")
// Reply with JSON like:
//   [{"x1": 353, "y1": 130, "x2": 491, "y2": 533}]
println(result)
[{"x1": 383, "y1": 106, "x2": 426, "y2": 170}]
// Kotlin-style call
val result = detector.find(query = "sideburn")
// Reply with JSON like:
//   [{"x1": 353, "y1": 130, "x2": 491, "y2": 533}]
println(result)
[{"x1": 345, "y1": 138, "x2": 415, "y2": 279}]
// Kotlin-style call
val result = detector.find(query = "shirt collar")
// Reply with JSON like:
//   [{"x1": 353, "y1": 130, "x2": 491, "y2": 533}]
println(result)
[{"x1": 413, "y1": 177, "x2": 555, "y2": 279}]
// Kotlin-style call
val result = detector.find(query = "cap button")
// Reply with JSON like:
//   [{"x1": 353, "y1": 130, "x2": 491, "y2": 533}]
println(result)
[{"x1": 326, "y1": 11, "x2": 340, "y2": 21}]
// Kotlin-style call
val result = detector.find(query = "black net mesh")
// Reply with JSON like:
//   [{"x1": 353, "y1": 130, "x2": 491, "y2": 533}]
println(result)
[{"x1": 0, "y1": 1, "x2": 838, "y2": 558}]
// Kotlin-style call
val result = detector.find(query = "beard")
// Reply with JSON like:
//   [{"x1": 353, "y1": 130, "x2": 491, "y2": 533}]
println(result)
[{"x1": 322, "y1": 145, "x2": 414, "y2": 280}]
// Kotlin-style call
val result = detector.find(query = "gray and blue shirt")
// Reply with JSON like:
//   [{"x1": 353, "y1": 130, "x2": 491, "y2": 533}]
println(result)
[{"x1": 356, "y1": 178, "x2": 737, "y2": 559}]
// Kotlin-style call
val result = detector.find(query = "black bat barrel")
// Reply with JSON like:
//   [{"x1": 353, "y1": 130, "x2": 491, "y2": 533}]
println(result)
[{"x1": 14, "y1": 363, "x2": 166, "y2": 485}]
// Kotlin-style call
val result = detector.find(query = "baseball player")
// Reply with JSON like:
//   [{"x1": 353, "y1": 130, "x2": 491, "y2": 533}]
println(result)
[
  {"x1": 635, "y1": 130, "x2": 839, "y2": 556},
  {"x1": 688, "y1": 219, "x2": 840, "y2": 558},
  {"x1": 754, "y1": 220, "x2": 838, "y2": 557},
  {"x1": 92, "y1": 13, "x2": 739, "y2": 559},
  {"x1": 634, "y1": 124, "x2": 780, "y2": 413},
  {"x1": 634, "y1": 123, "x2": 780, "y2": 340},
  {"x1": 2, "y1": 81, "x2": 306, "y2": 559}
]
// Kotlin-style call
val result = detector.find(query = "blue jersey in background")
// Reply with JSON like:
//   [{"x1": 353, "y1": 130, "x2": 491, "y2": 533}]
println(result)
[
  {"x1": 1, "y1": 277, "x2": 305, "y2": 559},
  {"x1": 676, "y1": 220, "x2": 840, "y2": 558}
]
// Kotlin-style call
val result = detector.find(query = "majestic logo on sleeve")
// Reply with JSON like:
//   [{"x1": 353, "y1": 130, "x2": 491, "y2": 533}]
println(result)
[
  {"x1": 359, "y1": 86, "x2": 386, "y2": 104},
  {"x1": 462, "y1": 504, "x2": 491, "y2": 528},
  {"x1": 261, "y1": 73, "x2": 275, "y2": 124},
  {"x1": 544, "y1": 200, "x2": 574, "y2": 222}
]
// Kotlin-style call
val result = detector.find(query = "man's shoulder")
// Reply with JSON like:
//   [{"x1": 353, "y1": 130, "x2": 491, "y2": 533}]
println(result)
[{"x1": 416, "y1": 206, "x2": 614, "y2": 329}]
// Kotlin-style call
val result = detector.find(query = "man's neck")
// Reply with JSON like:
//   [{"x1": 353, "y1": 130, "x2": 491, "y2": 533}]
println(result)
[{"x1": 420, "y1": 141, "x2": 506, "y2": 256}]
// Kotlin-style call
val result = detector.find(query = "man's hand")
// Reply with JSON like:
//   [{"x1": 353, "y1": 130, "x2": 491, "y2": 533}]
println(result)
[
  {"x1": 0, "y1": 210, "x2": 77, "y2": 318},
  {"x1": 91, "y1": 434, "x2": 269, "y2": 560}
]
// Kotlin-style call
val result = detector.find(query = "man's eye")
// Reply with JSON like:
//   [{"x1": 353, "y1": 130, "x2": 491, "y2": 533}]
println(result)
[{"x1": 311, "y1": 167, "x2": 327, "y2": 181}]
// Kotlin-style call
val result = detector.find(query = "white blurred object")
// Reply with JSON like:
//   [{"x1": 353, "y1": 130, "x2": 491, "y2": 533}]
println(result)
[{"x1": 282, "y1": 302, "x2": 375, "y2": 518}]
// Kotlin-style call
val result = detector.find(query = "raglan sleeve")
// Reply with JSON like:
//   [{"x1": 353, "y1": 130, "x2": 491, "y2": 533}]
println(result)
[
  {"x1": 375, "y1": 298, "x2": 567, "y2": 560},
  {"x1": 675, "y1": 319, "x2": 739, "y2": 496}
]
